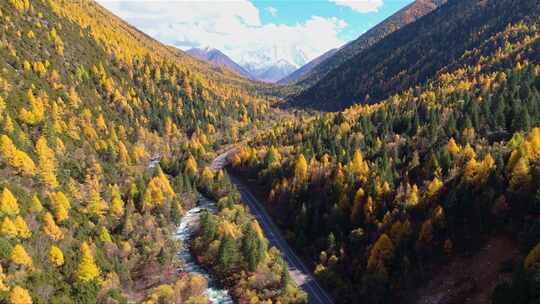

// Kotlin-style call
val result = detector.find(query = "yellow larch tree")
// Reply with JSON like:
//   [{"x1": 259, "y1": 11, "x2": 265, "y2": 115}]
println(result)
[
  {"x1": 11, "y1": 244, "x2": 32, "y2": 268},
  {"x1": 3, "y1": 115, "x2": 15, "y2": 134},
  {"x1": 99, "y1": 227, "x2": 112, "y2": 243},
  {"x1": 49, "y1": 245, "x2": 64, "y2": 267},
  {"x1": 14, "y1": 216, "x2": 31, "y2": 239},
  {"x1": 348, "y1": 150, "x2": 369, "y2": 178},
  {"x1": 9, "y1": 0, "x2": 31, "y2": 13},
  {"x1": 77, "y1": 242, "x2": 100, "y2": 282},
  {"x1": 87, "y1": 189, "x2": 108, "y2": 217},
  {"x1": 475, "y1": 153, "x2": 496, "y2": 185},
  {"x1": 294, "y1": 154, "x2": 308, "y2": 185},
  {"x1": 463, "y1": 158, "x2": 479, "y2": 184},
  {"x1": 1, "y1": 217, "x2": 18, "y2": 238},
  {"x1": 36, "y1": 136, "x2": 58, "y2": 189},
  {"x1": 367, "y1": 234, "x2": 395, "y2": 275},
  {"x1": 529, "y1": 127, "x2": 540, "y2": 158},
  {"x1": 43, "y1": 212, "x2": 64, "y2": 241},
  {"x1": 117, "y1": 141, "x2": 130, "y2": 166},
  {"x1": 509, "y1": 157, "x2": 532, "y2": 192},
  {"x1": 0, "y1": 135, "x2": 36, "y2": 176},
  {"x1": 29, "y1": 195, "x2": 43, "y2": 213},
  {"x1": 447, "y1": 137, "x2": 461, "y2": 156},
  {"x1": 9, "y1": 286, "x2": 33, "y2": 304},
  {"x1": 525, "y1": 242, "x2": 540, "y2": 271},
  {"x1": 19, "y1": 89, "x2": 45, "y2": 125},
  {"x1": 0, "y1": 265, "x2": 8, "y2": 292},
  {"x1": 462, "y1": 144, "x2": 477, "y2": 160},
  {"x1": 426, "y1": 177, "x2": 443, "y2": 199},
  {"x1": 185, "y1": 155, "x2": 198, "y2": 177},
  {"x1": 201, "y1": 166, "x2": 215, "y2": 186},
  {"x1": 157, "y1": 168, "x2": 175, "y2": 197},
  {"x1": 50, "y1": 191, "x2": 70, "y2": 222},
  {"x1": 96, "y1": 113, "x2": 107, "y2": 132},
  {"x1": 364, "y1": 195, "x2": 375, "y2": 224},
  {"x1": 1, "y1": 188, "x2": 20, "y2": 216},
  {"x1": 142, "y1": 169, "x2": 175, "y2": 211},
  {"x1": 406, "y1": 184, "x2": 419, "y2": 207},
  {"x1": 110, "y1": 185, "x2": 125, "y2": 217}
]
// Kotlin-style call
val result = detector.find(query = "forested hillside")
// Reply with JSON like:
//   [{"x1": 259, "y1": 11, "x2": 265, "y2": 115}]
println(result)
[
  {"x1": 282, "y1": 0, "x2": 445, "y2": 89},
  {"x1": 0, "y1": 0, "x2": 304, "y2": 303},
  {"x1": 231, "y1": 9, "x2": 540, "y2": 303},
  {"x1": 289, "y1": 0, "x2": 540, "y2": 111}
]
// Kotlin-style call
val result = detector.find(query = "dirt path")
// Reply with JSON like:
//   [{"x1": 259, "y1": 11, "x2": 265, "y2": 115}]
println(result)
[{"x1": 414, "y1": 235, "x2": 520, "y2": 304}]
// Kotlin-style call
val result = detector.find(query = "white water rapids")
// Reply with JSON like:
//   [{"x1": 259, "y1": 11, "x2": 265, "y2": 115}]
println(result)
[{"x1": 175, "y1": 197, "x2": 234, "y2": 304}]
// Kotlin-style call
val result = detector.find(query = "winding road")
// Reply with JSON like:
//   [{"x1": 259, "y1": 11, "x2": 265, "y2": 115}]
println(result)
[{"x1": 212, "y1": 149, "x2": 334, "y2": 304}]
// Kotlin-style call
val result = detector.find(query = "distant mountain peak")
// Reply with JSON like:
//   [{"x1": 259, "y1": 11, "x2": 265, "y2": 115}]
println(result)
[
  {"x1": 186, "y1": 47, "x2": 253, "y2": 79},
  {"x1": 278, "y1": 48, "x2": 339, "y2": 84},
  {"x1": 275, "y1": 59, "x2": 296, "y2": 68}
]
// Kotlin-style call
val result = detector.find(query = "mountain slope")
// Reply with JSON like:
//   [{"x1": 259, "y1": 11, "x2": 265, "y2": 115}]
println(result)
[
  {"x1": 0, "y1": 0, "x2": 304, "y2": 303},
  {"x1": 289, "y1": 0, "x2": 540, "y2": 111},
  {"x1": 289, "y1": 0, "x2": 446, "y2": 89},
  {"x1": 230, "y1": 2, "x2": 540, "y2": 301},
  {"x1": 278, "y1": 48, "x2": 338, "y2": 85},
  {"x1": 187, "y1": 47, "x2": 253, "y2": 79}
]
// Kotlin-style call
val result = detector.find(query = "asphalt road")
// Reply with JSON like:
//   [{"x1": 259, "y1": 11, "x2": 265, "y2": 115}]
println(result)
[{"x1": 212, "y1": 150, "x2": 334, "y2": 304}]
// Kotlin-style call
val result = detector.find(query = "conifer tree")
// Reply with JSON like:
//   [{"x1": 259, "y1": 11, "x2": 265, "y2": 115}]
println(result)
[
  {"x1": 1, "y1": 188, "x2": 19, "y2": 216},
  {"x1": 201, "y1": 166, "x2": 215, "y2": 186},
  {"x1": 9, "y1": 286, "x2": 33, "y2": 304},
  {"x1": 201, "y1": 212, "x2": 217, "y2": 242},
  {"x1": 0, "y1": 265, "x2": 7, "y2": 292},
  {"x1": 1, "y1": 217, "x2": 18, "y2": 238},
  {"x1": 0, "y1": 135, "x2": 36, "y2": 176},
  {"x1": 367, "y1": 234, "x2": 395, "y2": 275},
  {"x1": 11, "y1": 244, "x2": 32, "y2": 268},
  {"x1": 218, "y1": 234, "x2": 238, "y2": 271},
  {"x1": 509, "y1": 157, "x2": 532, "y2": 191},
  {"x1": 294, "y1": 154, "x2": 308, "y2": 185},
  {"x1": 99, "y1": 226, "x2": 112, "y2": 243},
  {"x1": 43, "y1": 212, "x2": 64, "y2": 241},
  {"x1": 241, "y1": 223, "x2": 263, "y2": 271},
  {"x1": 36, "y1": 136, "x2": 58, "y2": 189},
  {"x1": 77, "y1": 242, "x2": 100, "y2": 282},
  {"x1": 447, "y1": 137, "x2": 461, "y2": 156},
  {"x1": 14, "y1": 216, "x2": 31, "y2": 239},
  {"x1": 110, "y1": 185, "x2": 125, "y2": 217},
  {"x1": 185, "y1": 155, "x2": 198, "y2": 177},
  {"x1": 87, "y1": 189, "x2": 108, "y2": 217},
  {"x1": 50, "y1": 191, "x2": 70, "y2": 222},
  {"x1": 29, "y1": 195, "x2": 43, "y2": 213},
  {"x1": 49, "y1": 245, "x2": 64, "y2": 267},
  {"x1": 426, "y1": 177, "x2": 443, "y2": 199},
  {"x1": 349, "y1": 150, "x2": 369, "y2": 178}
]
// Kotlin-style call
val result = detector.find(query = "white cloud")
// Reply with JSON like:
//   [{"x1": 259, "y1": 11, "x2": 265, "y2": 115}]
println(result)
[
  {"x1": 96, "y1": 0, "x2": 347, "y2": 68},
  {"x1": 266, "y1": 6, "x2": 278, "y2": 17},
  {"x1": 329, "y1": 0, "x2": 384, "y2": 13}
]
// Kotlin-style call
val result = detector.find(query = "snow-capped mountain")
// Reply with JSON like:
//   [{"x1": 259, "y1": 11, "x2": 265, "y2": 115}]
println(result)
[
  {"x1": 245, "y1": 59, "x2": 297, "y2": 83},
  {"x1": 187, "y1": 45, "x2": 315, "y2": 83},
  {"x1": 237, "y1": 45, "x2": 308, "y2": 70},
  {"x1": 231, "y1": 44, "x2": 314, "y2": 83},
  {"x1": 278, "y1": 47, "x2": 339, "y2": 84}
]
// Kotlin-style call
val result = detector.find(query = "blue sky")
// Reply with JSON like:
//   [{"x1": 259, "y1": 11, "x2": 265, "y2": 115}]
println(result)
[
  {"x1": 98, "y1": 0, "x2": 414, "y2": 67},
  {"x1": 254, "y1": 0, "x2": 413, "y2": 42}
]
